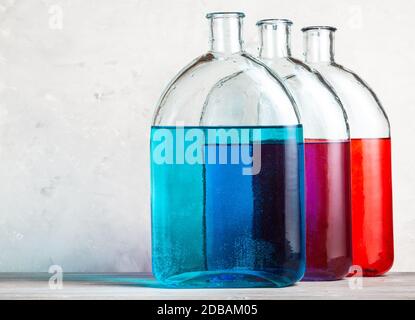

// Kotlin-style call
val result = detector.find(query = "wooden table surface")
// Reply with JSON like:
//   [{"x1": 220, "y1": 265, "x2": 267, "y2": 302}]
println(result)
[{"x1": 0, "y1": 272, "x2": 414, "y2": 300}]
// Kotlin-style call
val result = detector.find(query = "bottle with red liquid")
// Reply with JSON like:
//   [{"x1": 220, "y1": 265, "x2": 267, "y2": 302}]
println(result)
[
  {"x1": 257, "y1": 19, "x2": 352, "y2": 280},
  {"x1": 302, "y1": 26, "x2": 393, "y2": 276}
]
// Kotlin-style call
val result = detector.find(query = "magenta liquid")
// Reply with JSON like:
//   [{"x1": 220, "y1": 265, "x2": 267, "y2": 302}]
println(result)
[{"x1": 303, "y1": 140, "x2": 352, "y2": 281}]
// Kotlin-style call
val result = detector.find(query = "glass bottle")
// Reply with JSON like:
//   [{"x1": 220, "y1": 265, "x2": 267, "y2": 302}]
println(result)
[
  {"x1": 151, "y1": 12, "x2": 305, "y2": 288},
  {"x1": 302, "y1": 26, "x2": 393, "y2": 276},
  {"x1": 257, "y1": 19, "x2": 352, "y2": 280}
]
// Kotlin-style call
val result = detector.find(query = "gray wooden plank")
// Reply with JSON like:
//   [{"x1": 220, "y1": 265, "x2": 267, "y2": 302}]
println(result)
[{"x1": 0, "y1": 272, "x2": 414, "y2": 300}]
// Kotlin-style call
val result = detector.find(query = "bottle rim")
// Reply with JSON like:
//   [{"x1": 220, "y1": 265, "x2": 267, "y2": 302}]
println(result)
[
  {"x1": 256, "y1": 19, "x2": 293, "y2": 26},
  {"x1": 301, "y1": 26, "x2": 337, "y2": 32},
  {"x1": 206, "y1": 12, "x2": 245, "y2": 19}
]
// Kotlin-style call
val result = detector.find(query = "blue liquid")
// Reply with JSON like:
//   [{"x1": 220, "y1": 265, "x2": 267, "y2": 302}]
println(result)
[{"x1": 151, "y1": 125, "x2": 305, "y2": 288}]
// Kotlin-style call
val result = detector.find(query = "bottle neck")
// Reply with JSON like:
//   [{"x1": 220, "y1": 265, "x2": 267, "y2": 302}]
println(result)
[
  {"x1": 303, "y1": 28, "x2": 336, "y2": 64},
  {"x1": 208, "y1": 13, "x2": 244, "y2": 54},
  {"x1": 258, "y1": 20, "x2": 292, "y2": 59}
]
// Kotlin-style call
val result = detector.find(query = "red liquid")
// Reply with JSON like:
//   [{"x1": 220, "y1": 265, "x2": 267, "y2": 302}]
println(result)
[
  {"x1": 351, "y1": 138, "x2": 393, "y2": 276},
  {"x1": 303, "y1": 140, "x2": 352, "y2": 280}
]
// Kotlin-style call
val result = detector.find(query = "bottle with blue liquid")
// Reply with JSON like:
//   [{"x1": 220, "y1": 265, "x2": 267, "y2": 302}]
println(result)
[{"x1": 151, "y1": 12, "x2": 305, "y2": 288}]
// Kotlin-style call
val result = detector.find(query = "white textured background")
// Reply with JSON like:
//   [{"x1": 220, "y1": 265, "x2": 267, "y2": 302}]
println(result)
[{"x1": 0, "y1": 0, "x2": 413, "y2": 272}]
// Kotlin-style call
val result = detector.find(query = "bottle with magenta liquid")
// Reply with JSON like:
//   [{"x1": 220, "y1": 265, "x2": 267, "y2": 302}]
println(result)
[
  {"x1": 151, "y1": 12, "x2": 305, "y2": 288},
  {"x1": 256, "y1": 19, "x2": 352, "y2": 280},
  {"x1": 302, "y1": 26, "x2": 393, "y2": 276}
]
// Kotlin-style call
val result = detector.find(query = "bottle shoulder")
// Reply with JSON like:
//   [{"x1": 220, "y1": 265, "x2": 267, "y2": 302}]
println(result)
[
  {"x1": 153, "y1": 52, "x2": 300, "y2": 127},
  {"x1": 313, "y1": 63, "x2": 385, "y2": 110},
  {"x1": 258, "y1": 57, "x2": 349, "y2": 140},
  {"x1": 311, "y1": 63, "x2": 390, "y2": 138}
]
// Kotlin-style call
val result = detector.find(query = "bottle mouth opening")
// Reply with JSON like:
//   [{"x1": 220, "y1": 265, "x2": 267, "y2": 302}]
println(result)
[
  {"x1": 301, "y1": 26, "x2": 337, "y2": 32},
  {"x1": 206, "y1": 12, "x2": 245, "y2": 19},
  {"x1": 256, "y1": 19, "x2": 293, "y2": 26}
]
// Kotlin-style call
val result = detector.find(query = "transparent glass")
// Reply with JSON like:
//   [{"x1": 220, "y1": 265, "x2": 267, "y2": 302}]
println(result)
[
  {"x1": 151, "y1": 12, "x2": 305, "y2": 288},
  {"x1": 257, "y1": 20, "x2": 352, "y2": 280},
  {"x1": 302, "y1": 26, "x2": 393, "y2": 276}
]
